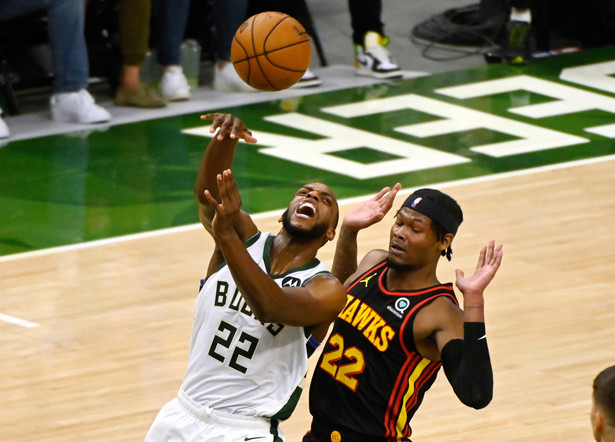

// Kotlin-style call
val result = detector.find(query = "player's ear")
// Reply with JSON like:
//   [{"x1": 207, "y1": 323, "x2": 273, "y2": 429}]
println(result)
[
  {"x1": 440, "y1": 233, "x2": 454, "y2": 251},
  {"x1": 594, "y1": 410, "x2": 604, "y2": 434},
  {"x1": 326, "y1": 227, "x2": 336, "y2": 242}
]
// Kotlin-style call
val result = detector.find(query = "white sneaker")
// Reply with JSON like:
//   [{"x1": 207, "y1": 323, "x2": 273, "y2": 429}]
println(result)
[
  {"x1": 213, "y1": 62, "x2": 256, "y2": 92},
  {"x1": 355, "y1": 31, "x2": 402, "y2": 79},
  {"x1": 291, "y1": 69, "x2": 322, "y2": 88},
  {"x1": 160, "y1": 66, "x2": 190, "y2": 101},
  {"x1": 0, "y1": 109, "x2": 9, "y2": 139},
  {"x1": 50, "y1": 89, "x2": 111, "y2": 124}
]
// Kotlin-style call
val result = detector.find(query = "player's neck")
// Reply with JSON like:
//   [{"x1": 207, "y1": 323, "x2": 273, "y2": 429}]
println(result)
[
  {"x1": 384, "y1": 263, "x2": 440, "y2": 292},
  {"x1": 268, "y1": 234, "x2": 320, "y2": 275}
]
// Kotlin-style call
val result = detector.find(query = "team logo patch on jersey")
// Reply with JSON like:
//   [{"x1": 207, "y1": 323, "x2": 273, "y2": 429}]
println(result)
[
  {"x1": 329, "y1": 430, "x2": 342, "y2": 442},
  {"x1": 282, "y1": 276, "x2": 302, "y2": 287},
  {"x1": 387, "y1": 297, "x2": 410, "y2": 319}
]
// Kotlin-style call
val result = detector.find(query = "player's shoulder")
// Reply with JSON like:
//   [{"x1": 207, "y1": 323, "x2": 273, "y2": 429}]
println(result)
[
  {"x1": 340, "y1": 249, "x2": 388, "y2": 287},
  {"x1": 306, "y1": 271, "x2": 345, "y2": 290},
  {"x1": 359, "y1": 249, "x2": 388, "y2": 269},
  {"x1": 416, "y1": 293, "x2": 462, "y2": 326}
]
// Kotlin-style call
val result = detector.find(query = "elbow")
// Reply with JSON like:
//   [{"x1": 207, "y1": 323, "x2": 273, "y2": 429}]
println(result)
[
  {"x1": 458, "y1": 383, "x2": 493, "y2": 409},
  {"x1": 251, "y1": 305, "x2": 278, "y2": 324},
  {"x1": 463, "y1": 391, "x2": 492, "y2": 410}
]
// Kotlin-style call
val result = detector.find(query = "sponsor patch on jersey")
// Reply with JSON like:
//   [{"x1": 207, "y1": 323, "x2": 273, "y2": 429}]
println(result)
[
  {"x1": 387, "y1": 297, "x2": 410, "y2": 319},
  {"x1": 282, "y1": 276, "x2": 302, "y2": 287}
]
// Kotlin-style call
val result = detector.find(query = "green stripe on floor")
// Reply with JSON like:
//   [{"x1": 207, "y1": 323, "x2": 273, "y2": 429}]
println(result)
[{"x1": 2, "y1": 46, "x2": 615, "y2": 255}]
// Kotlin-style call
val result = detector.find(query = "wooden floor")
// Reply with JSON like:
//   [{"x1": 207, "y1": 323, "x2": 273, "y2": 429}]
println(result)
[{"x1": 1, "y1": 156, "x2": 614, "y2": 441}]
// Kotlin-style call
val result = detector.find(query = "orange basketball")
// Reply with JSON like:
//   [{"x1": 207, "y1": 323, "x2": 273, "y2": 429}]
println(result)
[{"x1": 231, "y1": 11, "x2": 312, "y2": 91}]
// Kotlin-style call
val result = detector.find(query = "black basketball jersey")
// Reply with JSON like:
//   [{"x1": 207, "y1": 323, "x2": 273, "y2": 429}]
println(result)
[{"x1": 308, "y1": 260, "x2": 459, "y2": 442}]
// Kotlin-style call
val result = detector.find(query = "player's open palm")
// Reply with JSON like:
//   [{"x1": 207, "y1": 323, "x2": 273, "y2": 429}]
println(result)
[
  {"x1": 204, "y1": 169, "x2": 242, "y2": 237},
  {"x1": 344, "y1": 183, "x2": 401, "y2": 230},
  {"x1": 455, "y1": 240, "x2": 503, "y2": 298}
]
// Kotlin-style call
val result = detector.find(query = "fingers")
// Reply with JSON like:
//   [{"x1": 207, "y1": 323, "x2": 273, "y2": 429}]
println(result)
[
  {"x1": 476, "y1": 241, "x2": 503, "y2": 273},
  {"x1": 484, "y1": 240, "x2": 494, "y2": 262},
  {"x1": 211, "y1": 169, "x2": 242, "y2": 212},
  {"x1": 372, "y1": 186, "x2": 391, "y2": 201},
  {"x1": 203, "y1": 170, "x2": 233, "y2": 207},
  {"x1": 218, "y1": 169, "x2": 241, "y2": 208},
  {"x1": 484, "y1": 241, "x2": 503, "y2": 265},
  {"x1": 203, "y1": 187, "x2": 219, "y2": 208},
  {"x1": 381, "y1": 183, "x2": 401, "y2": 208},
  {"x1": 242, "y1": 130, "x2": 258, "y2": 144},
  {"x1": 216, "y1": 170, "x2": 229, "y2": 203},
  {"x1": 374, "y1": 183, "x2": 401, "y2": 210},
  {"x1": 475, "y1": 245, "x2": 487, "y2": 271},
  {"x1": 200, "y1": 113, "x2": 257, "y2": 143},
  {"x1": 455, "y1": 269, "x2": 465, "y2": 280},
  {"x1": 491, "y1": 243, "x2": 503, "y2": 270}
]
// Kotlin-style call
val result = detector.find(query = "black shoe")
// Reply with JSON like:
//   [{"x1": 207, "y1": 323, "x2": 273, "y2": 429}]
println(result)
[{"x1": 411, "y1": 4, "x2": 504, "y2": 49}]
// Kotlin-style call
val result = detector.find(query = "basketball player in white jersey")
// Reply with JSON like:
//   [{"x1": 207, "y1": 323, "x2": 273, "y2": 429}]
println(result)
[{"x1": 146, "y1": 113, "x2": 380, "y2": 441}]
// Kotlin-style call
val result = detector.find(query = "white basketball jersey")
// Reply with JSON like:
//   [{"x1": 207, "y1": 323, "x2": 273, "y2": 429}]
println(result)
[{"x1": 181, "y1": 231, "x2": 331, "y2": 419}]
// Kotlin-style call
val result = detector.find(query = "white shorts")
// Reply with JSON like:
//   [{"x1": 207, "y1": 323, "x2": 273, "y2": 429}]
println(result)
[{"x1": 144, "y1": 388, "x2": 285, "y2": 442}]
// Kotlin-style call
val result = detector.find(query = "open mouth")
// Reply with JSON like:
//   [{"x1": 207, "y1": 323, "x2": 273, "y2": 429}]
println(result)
[
  {"x1": 390, "y1": 242, "x2": 404, "y2": 253},
  {"x1": 296, "y1": 201, "x2": 316, "y2": 218}
]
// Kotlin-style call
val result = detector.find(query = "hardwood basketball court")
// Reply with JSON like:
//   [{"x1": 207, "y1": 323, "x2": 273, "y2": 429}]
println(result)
[
  {"x1": 2, "y1": 44, "x2": 615, "y2": 441},
  {"x1": 1, "y1": 156, "x2": 613, "y2": 441}
]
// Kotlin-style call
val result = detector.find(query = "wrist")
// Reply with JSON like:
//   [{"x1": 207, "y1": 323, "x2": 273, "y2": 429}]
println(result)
[
  {"x1": 340, "y1": 223, "x2": 361, "y2": 236},
  {"x1": 462, "y1": 291, "x2": 485, "y2": 305},
  {"x1": 214, "y1": 227, "x2": 239, "y2": 242},
  {"x1": 463, "y1": 301, "x2": 485, "y2": 322}
]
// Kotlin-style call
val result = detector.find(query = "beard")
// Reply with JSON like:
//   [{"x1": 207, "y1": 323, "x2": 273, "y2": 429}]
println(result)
[{"x1": 281, "y1": 209, "x2": 330, "y2": 240}]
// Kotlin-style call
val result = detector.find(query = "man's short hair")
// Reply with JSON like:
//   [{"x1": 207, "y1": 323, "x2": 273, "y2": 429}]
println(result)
[{"x1": 594, "y1": 365, "x2": 615, "y2": 426}]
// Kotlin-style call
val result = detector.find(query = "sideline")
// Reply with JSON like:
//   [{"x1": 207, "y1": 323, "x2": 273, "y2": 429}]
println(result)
[{"x1": 2, "y1": 153, "x2": 613, "y2": 263}]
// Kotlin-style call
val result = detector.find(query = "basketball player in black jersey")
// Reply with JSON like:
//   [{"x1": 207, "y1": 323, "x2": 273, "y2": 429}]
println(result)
[{"x1": 304, "y1": 186, "x2": 503, "y2": 442}]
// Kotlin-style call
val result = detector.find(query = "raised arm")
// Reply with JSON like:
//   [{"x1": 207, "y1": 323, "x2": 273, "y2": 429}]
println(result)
[
  {"x1": 204, "y1": 169, "x2": 347, "y2": 326},
  {"x1": 194, "y1": 113, "x2": 258, "y2": 241},
  {"x1": 454, "y1": 240, "x2": 503, "y2": 323},
  {"x1": 427, "y1": 241, "x2": 503, "y2": 409},
  {"x1": 332, "y1": 184, "x2": 401, "y2": 284}
]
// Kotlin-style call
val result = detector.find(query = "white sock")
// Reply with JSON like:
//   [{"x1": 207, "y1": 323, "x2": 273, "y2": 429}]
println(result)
[{"x1": 510, "y1": 9, "x2": 532, "y2": 23}]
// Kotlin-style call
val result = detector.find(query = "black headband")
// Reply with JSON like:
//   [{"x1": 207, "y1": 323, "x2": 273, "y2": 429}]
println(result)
[{"x1": 401, "y1": 193, "x2": 460, "y2": 235}]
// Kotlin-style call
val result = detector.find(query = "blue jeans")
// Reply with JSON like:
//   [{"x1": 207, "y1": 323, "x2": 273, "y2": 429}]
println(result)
[
  {"x1": 212, "y1": 0, "x2": 247, "y2": 62},
  {"x1": 0, "y1": 0, "x2": 88, "y2": 92},
  {"x1": 151, "y1": 0, "x2": 191, "y2": 66},
  {"x1": 150, "y1": 0, "x2": 247, "y2": 65}
]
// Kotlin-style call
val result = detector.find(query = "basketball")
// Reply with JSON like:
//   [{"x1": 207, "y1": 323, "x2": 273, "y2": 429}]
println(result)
[{"x1": 231, "y1": 12, "x2": 312, "y2": 91}]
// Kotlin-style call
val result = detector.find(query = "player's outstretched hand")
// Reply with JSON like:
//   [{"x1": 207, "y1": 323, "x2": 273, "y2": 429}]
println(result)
[
  {"x1": 203, "y1": 169, "x2": 242, "y2": 236},
  {"x1": 455, "y1": 240, "x2": 503, "y2": 298},
  {"x1": 201, "y1": 113, "x2": 257, "y2": 143},
  {"x1": 343, "y1": 183, "x2": 401, "y2": 231}
]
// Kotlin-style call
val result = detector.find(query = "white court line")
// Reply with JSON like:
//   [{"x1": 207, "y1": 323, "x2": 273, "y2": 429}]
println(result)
[
  {"x1": 1, "y1": 153, "x2": 614, "y2": 264},
  {"x1": 0, "y1": 313, "x2": 40, "y2": 328}
]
